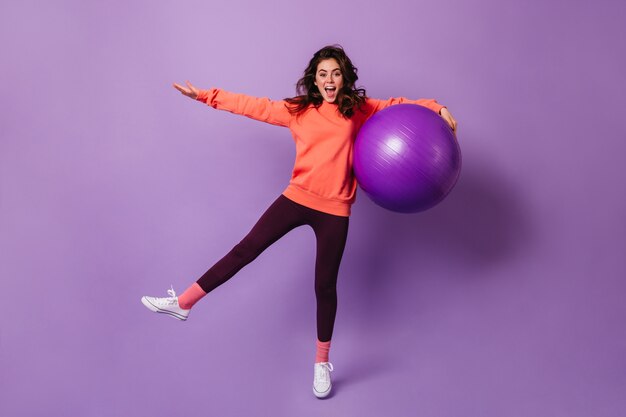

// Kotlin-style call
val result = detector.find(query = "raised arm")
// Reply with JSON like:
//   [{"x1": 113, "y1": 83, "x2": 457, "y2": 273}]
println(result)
[{"x1": 173, "y1": 81, "x2": 291, "y2": 127}]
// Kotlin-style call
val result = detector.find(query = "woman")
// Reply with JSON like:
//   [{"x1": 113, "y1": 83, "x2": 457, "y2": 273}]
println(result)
[{"x1": 141, "y1": 44, "x2": 457, "y2": 398}]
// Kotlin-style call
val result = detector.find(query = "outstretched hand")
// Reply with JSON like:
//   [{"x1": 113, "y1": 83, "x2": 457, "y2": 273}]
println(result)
[
  {"x1": 173, "y1": 80, "x2": 199, "y2": 100},
  {"x1": 439, "y1": 107, "x2": 458, "y2": 135}
]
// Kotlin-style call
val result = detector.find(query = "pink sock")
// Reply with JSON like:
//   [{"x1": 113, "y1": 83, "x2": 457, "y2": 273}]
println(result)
[
  {"x1": 177, "y1": 283, "x2": 206, "y2": 310},
  {"x1": 315, "y1": 339, "x2": 331, "y2": 363}
]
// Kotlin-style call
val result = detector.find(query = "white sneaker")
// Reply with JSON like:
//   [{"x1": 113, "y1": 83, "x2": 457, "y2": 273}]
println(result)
[
  {"x1": 313, "y1": 362, "x2": 334, "y2": 398},
  {"x1": 141, "y1": 286, "x2": 190, "y2": 321}
]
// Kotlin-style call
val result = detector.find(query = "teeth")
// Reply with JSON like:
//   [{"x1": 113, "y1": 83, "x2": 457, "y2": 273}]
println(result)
[{"x1": 325, "y1": 86, "x2": 336, "y2": 90}]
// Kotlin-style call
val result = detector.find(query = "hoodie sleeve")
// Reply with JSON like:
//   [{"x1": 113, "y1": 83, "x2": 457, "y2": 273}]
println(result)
[
  {"x1": 361, "y1": 96, "x2": 446, "y2": 120},
  {"x1": 196, "y1": 88, "x2": 291, "y2": 127}
]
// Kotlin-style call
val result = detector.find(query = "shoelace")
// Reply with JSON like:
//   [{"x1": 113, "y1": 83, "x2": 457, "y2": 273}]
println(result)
[
  {"x1": 315, "y1": 362, "x2": 334, "y2": 382},
  {"x1": 167, "y1": 285, "x2": 177, "y2": 298},
  {"x1": 158, "y1": 286, "x2": 178, "y2": 306}
]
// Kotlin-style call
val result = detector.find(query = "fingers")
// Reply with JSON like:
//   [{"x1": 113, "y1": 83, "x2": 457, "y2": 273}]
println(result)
[
  {"x1": 450, "y1": 117, "x2": 457, "y2": 132},
  {"x1": 173, "y1": 80, "x2": 200, "y2": 101},
  {"x1": 447, "y1": 117, "x2": 458, "y2": 134},
  {"x1": 173, "y1": 83, "x2": 187, "y2": 93},
  {"x1": 442, "y1": 110, "x2": 458, "y2": 134},
  {"x1": 185, "y1": 80, "x2": 198, "y2": 93},
  {"x1": 172, "y1": 80, "x2": 199, "y2": 100}
]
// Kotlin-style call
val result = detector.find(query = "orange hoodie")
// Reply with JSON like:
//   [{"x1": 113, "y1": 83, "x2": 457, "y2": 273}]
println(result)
[{"x1": 196, "y1": 88, "x2": 445, "y2": 216}]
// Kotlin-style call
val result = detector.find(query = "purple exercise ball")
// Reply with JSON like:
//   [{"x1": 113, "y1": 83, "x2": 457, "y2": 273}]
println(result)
[{"x1": 354, "y1": 104, "x2": 461, "y2": 213}]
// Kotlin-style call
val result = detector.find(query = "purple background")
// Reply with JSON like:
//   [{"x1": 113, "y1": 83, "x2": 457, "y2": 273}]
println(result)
[{"x1": 1, "y1": 1, "x2": 625, "y2": 416}]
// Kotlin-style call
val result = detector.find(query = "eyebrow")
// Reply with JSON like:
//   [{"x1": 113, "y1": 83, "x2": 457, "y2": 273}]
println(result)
[{"x1": 318, "y1": 68, "x2": 341, "y2": 73}]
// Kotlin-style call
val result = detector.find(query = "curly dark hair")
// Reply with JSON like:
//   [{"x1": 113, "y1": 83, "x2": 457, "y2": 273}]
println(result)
[{"x1": 285, "y1": 45, "x2": 367, "y2": 118}]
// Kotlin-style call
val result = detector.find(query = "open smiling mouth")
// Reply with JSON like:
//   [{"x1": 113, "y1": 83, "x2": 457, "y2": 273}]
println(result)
[{"x1": 324, "y1": 85, "x2": 337, "y2": 99}]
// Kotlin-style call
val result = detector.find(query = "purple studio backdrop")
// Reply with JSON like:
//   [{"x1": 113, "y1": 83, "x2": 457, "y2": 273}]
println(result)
[{"x1": 1, "y1": 1, "x2": 625, "y2": 416}]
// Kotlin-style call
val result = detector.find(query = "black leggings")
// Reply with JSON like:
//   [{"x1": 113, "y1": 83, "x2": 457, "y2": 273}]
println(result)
[{"x1": 197, "y1": 195, "x2": 349, "y2": 342}]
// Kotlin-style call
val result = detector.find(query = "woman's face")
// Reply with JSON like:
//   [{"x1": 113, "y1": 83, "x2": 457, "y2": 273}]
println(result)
[{"x1": 314, "y1": 58, "x2": 343, "y2": 103}]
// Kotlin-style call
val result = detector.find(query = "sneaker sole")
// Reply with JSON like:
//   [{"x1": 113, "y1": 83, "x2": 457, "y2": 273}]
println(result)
[
  {"x1": 141, "y1": 297, "x2": 188, "y2": 321},
  {"x1": 313, "y1": 384, "x2": 332, "y2": 399}
]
